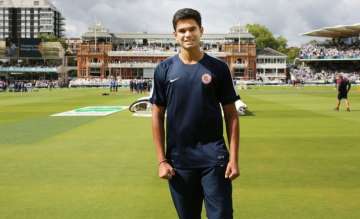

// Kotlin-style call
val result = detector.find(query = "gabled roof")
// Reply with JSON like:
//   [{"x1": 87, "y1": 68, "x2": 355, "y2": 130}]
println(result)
[{"x1": 257, "y1": 47, "x2": 287, "y2": 57}]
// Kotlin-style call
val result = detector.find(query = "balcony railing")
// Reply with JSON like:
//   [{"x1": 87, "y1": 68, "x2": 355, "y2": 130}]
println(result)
[
  {"x1": 108, "y1": 50, "x2": 226, "y2": 57},
  {"x1": 108, "y1": 50, "x2": 177, "y2": 57},
  {"x1": 232, "y1": 63, "x2": 247, "y2": 69},
  {"x1": 256, "y1": 63, "x2": 286, "y2": 69},
  {"x1": 108, "y1": 62, "x2": 157, "y2": 68},
  {"x1": 0, "y1": 66, "x2": 58, "y2": 73},
  {"x1": 88, "y1": 62, "x2": 103, "y2": 68}
]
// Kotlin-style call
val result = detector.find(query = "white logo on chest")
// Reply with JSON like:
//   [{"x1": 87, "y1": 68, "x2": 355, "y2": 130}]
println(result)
[
  {"x1": 201, "y1": 73, "x2": 212, "y2": 85},
  {"x1": 170, "y1": 77, "x2": 180, "y2": 83}
]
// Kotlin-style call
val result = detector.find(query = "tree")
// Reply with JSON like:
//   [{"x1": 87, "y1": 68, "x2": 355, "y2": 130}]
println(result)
[
  {"x1": 283, "y1": 47, "x2": 300, "y2": 63},
  {"x1": 246, "y1": 23, "x2": 299, "y2": 63},
  {"x1": 38, "y1": 33, "x2": 67, "y2": 50},
  {"x1": 246, "y1": 24, "x2": 280, "y2": 50},
  {"x1": 276, "y1": 36, "x2": 288, "y2": 53}
]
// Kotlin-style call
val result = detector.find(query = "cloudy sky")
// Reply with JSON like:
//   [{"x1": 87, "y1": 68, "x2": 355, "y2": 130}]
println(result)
[{"x1": 52, "y1": 0, "x2": 360, "y2": 46}]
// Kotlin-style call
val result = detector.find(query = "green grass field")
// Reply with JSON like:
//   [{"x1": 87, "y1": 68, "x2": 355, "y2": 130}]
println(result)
[{"x1": 0, "y1": 86, "x2": 360, "y2": 219}]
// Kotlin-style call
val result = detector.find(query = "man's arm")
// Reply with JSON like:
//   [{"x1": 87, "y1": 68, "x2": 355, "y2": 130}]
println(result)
[
  {"x1": 223, "y1": 103, "x2": 240, "y2": 180},
  {"x1": 152, "y1": 104, "x2": 175, "y2": 180}
]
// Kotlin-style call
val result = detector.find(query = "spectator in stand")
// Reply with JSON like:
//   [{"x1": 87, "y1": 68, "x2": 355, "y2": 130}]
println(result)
[{"x1": 300, "y1": 42, "x2": 360, "y2": 59}]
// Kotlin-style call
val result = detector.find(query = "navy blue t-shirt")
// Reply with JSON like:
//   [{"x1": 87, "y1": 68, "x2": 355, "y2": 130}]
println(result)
[{"x1": 150, "y1": 53, "x2": 239, "y2": 168}]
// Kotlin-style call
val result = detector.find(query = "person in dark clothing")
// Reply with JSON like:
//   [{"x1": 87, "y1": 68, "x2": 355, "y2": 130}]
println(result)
[
  {"x1": 335, "y1": 74, "x2": 351, "y2": 111},
  {"x1": 129, "y1": 80, "x2": 134, "y2": 93},
  {"x1": 151, "y1": 8, "x2": 239, "y2": 219}
]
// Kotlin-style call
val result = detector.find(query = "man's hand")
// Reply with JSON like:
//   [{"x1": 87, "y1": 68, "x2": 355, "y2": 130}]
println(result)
[
  {"x1": 225, "y1": 160, "x2": 240, "y2": 180},
  {"x1": 158, "y1": 162, "x2": 176, "y2": 180}
]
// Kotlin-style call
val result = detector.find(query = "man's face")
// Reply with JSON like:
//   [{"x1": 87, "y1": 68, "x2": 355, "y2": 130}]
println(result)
[{"x1": 174, "y1": 19, "x2": 203, "y2": 50}]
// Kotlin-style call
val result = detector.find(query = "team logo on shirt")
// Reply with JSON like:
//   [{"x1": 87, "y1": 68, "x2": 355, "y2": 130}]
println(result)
[{"x1": 201, "y1": 73, "x2": 212, "y2": 85}]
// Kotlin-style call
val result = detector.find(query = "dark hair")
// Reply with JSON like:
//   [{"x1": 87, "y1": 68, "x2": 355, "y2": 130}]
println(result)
[{"x1": 172, "y1": 8, "x2": 202, "y2": 30}]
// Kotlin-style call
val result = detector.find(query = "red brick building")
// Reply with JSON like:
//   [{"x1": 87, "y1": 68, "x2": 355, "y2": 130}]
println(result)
[{"x1": 77, "y1": 23, "x2": 257, "y2": 80}]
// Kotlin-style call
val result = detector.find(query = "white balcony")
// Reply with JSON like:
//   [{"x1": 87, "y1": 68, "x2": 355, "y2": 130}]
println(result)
[
  {"x1": 40, "y1": 11, "x2": 54, "y2": 14},
  {"x1": 232, "y1": 63, "x2": 247, "y2": 69},
  {"x1": 108, "y1": 50, "x2": 177, "y2": 57},
  {"x1": 256, "y1": 63, "x2": 286, "y2": 69},
  {"x1": 108, "y1": 50, "x2": 226, "y2": 58},
  {"x1": 108, "y1": 62, "x2": 157, "y2": 68},
  {"x1": 257, "y1": 73, "x2": 286, "y2": 79},
  {"x1": 40, "y1": 17, "x2": 53, "y2": 20},
  {"x1": 88, "y1": 62, "x2": 103, "y2": 68},
  {"x1": 207, "y1": 51, "x2": 226, "y2": 57}
]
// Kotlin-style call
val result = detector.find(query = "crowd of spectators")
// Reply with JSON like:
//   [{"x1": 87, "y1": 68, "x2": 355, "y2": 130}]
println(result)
[
  {"x1": 0, "y1": 80, "x2": 58, "y2": 92},
  {"x1": 290, "y1": 67, "x2": 360, "y2": 83},
  {"x1": 0, "y1": 60, "x2": 61, "y2": 68},
  {"x1": 68, "y1": 77, "x2": 152, "y2": 92},
  {"x1": 0, "y1": 80, "x2": 7, "y2": 91},
  {"x1": 300, "y1": 42, "x2": 360, "y2": 59},
  {"x1": 69, "y1": 78, "x2": 114, "y2": 88}
]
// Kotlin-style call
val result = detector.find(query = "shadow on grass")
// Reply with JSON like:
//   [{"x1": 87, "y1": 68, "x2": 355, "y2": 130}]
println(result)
[
  {"x1": 0, "y1": 116, "x2": 96, "y2": 145},
  {"x1": 244, "y1": 110, "x2": 256, "y2": 116}
]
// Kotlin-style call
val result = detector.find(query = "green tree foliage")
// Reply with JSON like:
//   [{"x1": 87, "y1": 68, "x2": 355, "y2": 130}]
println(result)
[
  {"x1": 38, "y1": 33, "x2": 67, "y2": 50},
  {"x1": 246, "y1": 24, "x2": 299, "y2": 63},
  {"x1": 246, "y1": 24, "x2": 279, "y2": 49},
  {"x1": 283, "y1": 47, "x2": 301, "y2": 63}
]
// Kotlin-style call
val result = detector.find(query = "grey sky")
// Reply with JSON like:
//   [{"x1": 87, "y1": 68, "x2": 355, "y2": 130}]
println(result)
[{"x1": 52, "y1": 0, "x2": 360, "y2": 46}]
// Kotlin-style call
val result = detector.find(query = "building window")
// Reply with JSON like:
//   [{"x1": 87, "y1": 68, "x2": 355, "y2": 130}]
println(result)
[
  {"x1": 0, "y1": 1, "x2": 3, "y2": 6},
  {"x1": 234, "y1": 69, "x2": 245, "y2": 77},
  {"x1": 34, "y1": 1, "x2": 39, "y2": 6}
]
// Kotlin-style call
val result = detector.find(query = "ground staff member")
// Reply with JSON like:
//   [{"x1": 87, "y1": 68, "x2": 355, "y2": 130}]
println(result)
[{"x1": 335, "y1": 74, "x2": 351, "y2": 112}]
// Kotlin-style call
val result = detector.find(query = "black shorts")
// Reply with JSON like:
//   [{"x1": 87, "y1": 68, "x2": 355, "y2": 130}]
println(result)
[{"x1": 338, "y1": 92, "x2": 348, "y2": 100}]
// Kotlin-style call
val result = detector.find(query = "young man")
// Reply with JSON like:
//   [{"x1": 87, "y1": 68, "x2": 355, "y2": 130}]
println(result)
[
  {"x1": 335, "y1": 74, "x2": 351, "y2": 111},
  {"x1": 151, "y1": 8, "x2": 240, "y2": 219}
]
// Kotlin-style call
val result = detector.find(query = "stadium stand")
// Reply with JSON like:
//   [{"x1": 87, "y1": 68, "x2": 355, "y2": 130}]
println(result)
[
  {"x1": 300, "y1": 42, "x2": 360, "y2": 59},
  {"x1": 298, "y1": 23, "x2": 360, "y2": 84}
]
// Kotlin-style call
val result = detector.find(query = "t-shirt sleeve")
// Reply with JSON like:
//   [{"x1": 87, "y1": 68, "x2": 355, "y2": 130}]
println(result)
[
  {"x1": 218, "y1": 64, "x2": 240, "y2": 105},
  {"x1": 150, "y1": 64, "x2": 167, "y2": 106}
]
